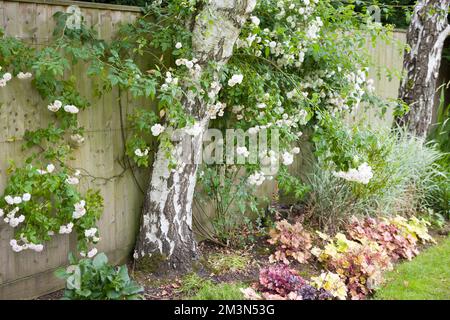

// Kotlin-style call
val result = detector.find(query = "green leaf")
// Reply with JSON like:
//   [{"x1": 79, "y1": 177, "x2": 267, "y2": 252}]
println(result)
[{"x1": 92, "y1": 252, "x2": 108, "y2": 269}]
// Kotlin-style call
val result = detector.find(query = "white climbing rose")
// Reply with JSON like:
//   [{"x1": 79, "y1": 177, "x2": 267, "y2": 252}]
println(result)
[{"x1": 151, "y1": 124, "x2": 165, "y2": 137}]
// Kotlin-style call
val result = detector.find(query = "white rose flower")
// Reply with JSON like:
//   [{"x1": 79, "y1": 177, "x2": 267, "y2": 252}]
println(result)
[
  {"x1": 151, "y1": 123, "x2": 165, "y2": 137},
  {"x1": 22, "y1": 193, "x2": 31, "y2": 202},
  {"x1": 17, "y1": 72, "x2": 32, "y2": 79},
  {"x1": 63, "y1": 105, "x2": 79, "y2": 114},
  {"x1": 66, "y1": 177, "x2": 79, "y2": 185},
  {"x1": 257, "y1": 103, "x2": 266, "y2": 109},
  {"x1": 13, "y1": 196, "x2": 22, "y2": 204},
  {"x1": 87, "y1": 248, "x2": 98, "y2": 258},
  {"x1": 175, "y1": 42, "x2": 182, "y2": 49},
  {"x1": 228, "y1": 74, "x2": 244, "y2": 87},
  {"x1": 47, "y1": 100, "x2": 62, "y2": 112},
  {"x1": 236, "y1": 146, "x2": 250, "y2": 157},
  {"x1": 250, "y1": 16, "x2": 260, "y2": 26},
  {"x1": 282, "y1": 152, "x2": 294, "y2": 166},
  {"x1": 70, "y1": 134, "x2": 85, "y2": 145},
  {"x1": 2, "y1": 72, "x2": 12, "y2": 81},
  {"x1": 46, "y1": 164, "x2": 55, "y2": 173},
  {"x1": 5, "y1": 195, "x2": 14, "y2": 205}
]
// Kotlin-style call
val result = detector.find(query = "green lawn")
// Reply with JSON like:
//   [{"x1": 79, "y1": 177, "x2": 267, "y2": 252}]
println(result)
[{"x1": 375, "y1": 236, "x2": 450, "y2": 300}]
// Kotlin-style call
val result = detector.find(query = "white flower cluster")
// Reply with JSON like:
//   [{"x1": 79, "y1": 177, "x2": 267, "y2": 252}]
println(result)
[
  {"x1": 333, "y1": 162, "x2": 374, "y2": 184},
  {"x1": 239, "y1": 0, "x2": 321, "y2": 69},
  {"x1": 151, "y1": 123, "x2": 165, "y2": 137},
  {"x1": 59, "y1": 222, "x2": 74, "y2": 234},
  {"x1": 84, "y1": 227, "x2": 100, "y2": 242},
  {"x1": 281, "y1": 151, "x2": 294, "y2": 166},
  {"x1": 10, "y1": 239, "x2": 43, "y2": 253},
  {"x1": 135, "y1": 148, "x2": 149, "y2": 157},
  {"x1": 72, "y1": 200, "x2": 86, "y2": 219},
  {"x1": 71, "y1": 134, "x2": 85, "y2": 145},
  {"x1": 0, "y1": 70, "x2": 12, "y2": 87},
  {"x1": 80, "y1": 247, "x2": 98, "y2": 258},
  {"x1": 66, "y1": 176, "x2": 80, "y2": 185},
  {"x1": 17, "y1": 72, "x2": 32, "y2": 80},
  {"x1": 248, "y1": 171, "x2": 266, "y2": 186},
  {"x1": 206, "y1": 101, "x2": 226, "y2": 119},
  {"x1": 306, "y1": 17, "x2": 323, "y2": 40},
  {"x1": 1, "y1": 206, "x2": 25, "y2": 228},
  {"x1": 236, "y1": 146, "x2": 250, "y2": 158},
  {"x1": 37, "y1": 163, "x2": 55, "y2": 175},
  {"x1": 175, "y1": 57, "x2": 202, "y2": 78},
  {"x1": 228, "y1": 74, "x2": 243, "y2": 87},
  {"x1": 160, "y1": 71, "x2": 179, "y2": 91},
  {"x1": 1, "y1": 193, "x2": 32, "y2": 228},
  {"x1": 47, "y1": 100, "x2": 79, "y2": 114},
  {"x1": 345, "y1": 68, "x2": 368, "y2": 110}
]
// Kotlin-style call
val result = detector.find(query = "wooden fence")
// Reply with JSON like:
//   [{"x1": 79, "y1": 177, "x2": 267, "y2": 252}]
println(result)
[{"x1": 0, "y1": 0, "x2": 406, "y2": 299}]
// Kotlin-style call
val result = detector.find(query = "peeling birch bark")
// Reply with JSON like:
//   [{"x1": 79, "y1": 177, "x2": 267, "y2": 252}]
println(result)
[
  {"x1": 396, "y1": 0, "x2": 450, "y2": 137},
  {"x1": 134, "y1": 0, "x2": 255, "y2": 272}
]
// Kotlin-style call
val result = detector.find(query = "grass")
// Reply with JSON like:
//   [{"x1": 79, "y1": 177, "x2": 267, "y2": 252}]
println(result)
[
  {"x1": 190, "y1": 282, "x2": 245, "y2": 300},
  {"x1": 180, "y1": 273, "x2": 209, "y2": 296},
  {"x1": 205, "y1": 251, "x2": 251, "y2": 274},
  {"x1": 374, "y1": 236, "x2": 450, "y2": 300},
  {"x1": 180, "y1": 272, "x2": 245, "y2": 300}
]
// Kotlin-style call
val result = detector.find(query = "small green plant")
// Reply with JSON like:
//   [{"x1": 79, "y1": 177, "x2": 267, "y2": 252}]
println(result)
[
  {"x1": 180, "y1": 273, "x2": 209, "y2": 296},
  {"x1": 195, "y1": 165, "x2": 267, "y2": 248},
  {"x1": 55, "y1": 253, "x2": 144, "y2": 300}
]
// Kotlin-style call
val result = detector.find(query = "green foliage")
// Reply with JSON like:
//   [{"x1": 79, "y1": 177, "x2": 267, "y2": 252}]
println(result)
[
  {"x1": 374, "y1": 236, "x2": 450, "y2": 300},
  {"x1": 195, "y1": 165, "x2": 266, "y2": 247},
  {"x1": 427, "y1": 87, "x2": 450, "y2": 218},
  {"x1": 180, "y1": 273, "x2": 208, "y2": 296},
  {"x1": 352, "y1": 0, "x2": 415, "y2": 29},
  {"x1": 312, "y1": 231, "x2": 393, "y2": 299},
  {"x1": 0, "y1": 12, "x2": 104, "y2": 253},
  {"x1": 55, "y1": 253, "x2": 144, "y2": 300},
  {"x1": 305, "y1": 120, "x2": 445, "y2": 230}
]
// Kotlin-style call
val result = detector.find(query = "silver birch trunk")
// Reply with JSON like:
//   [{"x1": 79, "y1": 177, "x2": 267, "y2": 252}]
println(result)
[
  {"x1": 134, "y1": 0, "x2": 256, "y2": 272},
  {"x1": 396, "y1": 0, "x2": 450, "y2": 137}
]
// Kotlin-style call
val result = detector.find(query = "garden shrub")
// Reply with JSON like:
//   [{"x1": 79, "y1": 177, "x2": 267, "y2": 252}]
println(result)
[
  {"x1": 243, "y1": 264, "x2": 333, "y2": 300},
  {"x1": 305, "y1": 120, "x2": 445, "y2": 230},
  {"x1": 347, "y1": 217, "x2": 420, "y2": 261},
  {"x1": 55, "y1": 253, "x2": 144, "y2": 300},
  {"x1": 427, "y1": 89, "x2": 450, "y2": 219},
  {"x1": 268, "y1": 219, "x2": 312, "y2": 264},
  {"x1": 311, "y1": 231, "x2": 392, "y2": 299},
  {"x1": 310, "y1": 271, "x2": 348, "y2": 300},
  {"x1": 194, "y1": 165, "x2": 266, "y2": 248},
  {"x1": 259, "y1": 264, "x2": 306, "y2": 297}
]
